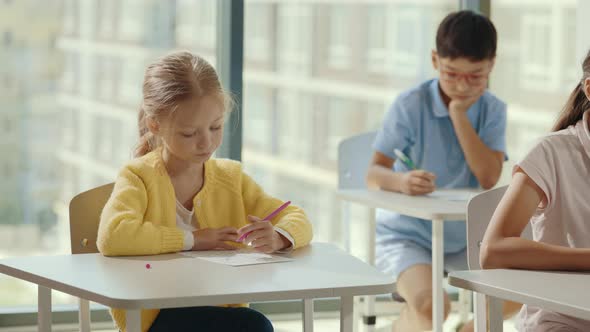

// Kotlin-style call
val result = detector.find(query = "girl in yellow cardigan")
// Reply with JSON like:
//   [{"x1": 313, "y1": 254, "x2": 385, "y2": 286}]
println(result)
[{"x1": 97, "y1": 51, "x2": 313, "y2": 332}]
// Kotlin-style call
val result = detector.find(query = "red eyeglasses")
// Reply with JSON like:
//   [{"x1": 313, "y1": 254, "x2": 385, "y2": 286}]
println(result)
[{"x1": 439, "y1": 68, "x2": 490, "y2": 85}]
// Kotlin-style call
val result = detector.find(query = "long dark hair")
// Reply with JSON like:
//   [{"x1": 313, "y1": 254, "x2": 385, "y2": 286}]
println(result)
[{"x1": 553, "y1": 50, "x2": 590, "y2": 131}]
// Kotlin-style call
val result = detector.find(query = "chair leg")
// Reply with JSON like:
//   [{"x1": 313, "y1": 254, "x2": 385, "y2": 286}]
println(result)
[
  {"x1": 361, "y1": 208, "x2": 377, "y2": 332},
  {"x1": 341, "y1": 200, "x2": 351, "y2": 253},
  {"x1": 361, "y1": 295, "x2": 376, "y2": 332},
  {"x1": 78, "y1": 298, "x2": 91, "y2": 332}
]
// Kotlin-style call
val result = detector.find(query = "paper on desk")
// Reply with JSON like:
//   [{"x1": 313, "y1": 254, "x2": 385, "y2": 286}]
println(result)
[
  {"x1": 426, "y1": 190, "x2": 476, "y2": 201},
  {"x1": 182, "y1": 249, "x2": 293, "y2": 266}
]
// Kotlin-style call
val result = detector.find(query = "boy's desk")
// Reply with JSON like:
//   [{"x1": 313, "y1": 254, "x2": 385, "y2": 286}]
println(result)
[
  {"x1": 449, "y1": 269, "x2": 590, "y2": 332},
  {"x1": 0, "y1": 243, "x2": 394, "y2": 332},
  {"x1": 336, "y1": 188, "x2": 477, "y2": 332}
]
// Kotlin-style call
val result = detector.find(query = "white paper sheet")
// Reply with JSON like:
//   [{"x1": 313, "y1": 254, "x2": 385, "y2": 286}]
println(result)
[
  {"x1": 181, "y1": 249, "x2": 293, "y2": 266},
  {"x1": 426, "y1": 190, "x2": 477, "y2": 201}
]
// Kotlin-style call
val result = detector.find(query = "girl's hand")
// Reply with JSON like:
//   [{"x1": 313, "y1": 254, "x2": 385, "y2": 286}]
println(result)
[
  {"x1": 400, "y1": 170, "x2": 436, "y2": 195},
  {"x1": 238, "y1": 216, "x2": 290, "y2": 253},
  {"x1": 192, "y1": 227, "x2": 238, "y2": 250}
]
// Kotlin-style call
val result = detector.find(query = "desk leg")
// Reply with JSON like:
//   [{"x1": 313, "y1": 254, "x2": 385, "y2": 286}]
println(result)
[
  {"x1": 458, "y1": 289, "x2": 471, "y2": 323},
  {"x1": 340, "y1": 296, "x2": 354, "y2": 332},
  {"x1": 126, "y1": 309, "x2": 141, "y2": 332},
  {"x1": 303, "y1": 298, "x2": 314, "y2": 332},
  {"x1": 38, "y1": 286, "x2": 51, "y2": 332},
  {"x1": 488, "y1": 295, "x2": 503, "y2": 332},
  {"x1": 366, "y1": 208, "x2": 376, "y2": 266},
  {"x1": 78, "y1": 298, "x2": 91, "y2": 332},
  {"x1": 432, "y1": 219, "x2": 444, "y2": 332},
  {"x1": 474, "y1": 292, "x2": 486, "y2": 332}
]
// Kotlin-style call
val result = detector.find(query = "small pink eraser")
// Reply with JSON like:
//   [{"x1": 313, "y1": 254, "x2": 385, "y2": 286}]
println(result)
[{"x1": 146, "y1": 264, "x2": 151, "y2": 269}]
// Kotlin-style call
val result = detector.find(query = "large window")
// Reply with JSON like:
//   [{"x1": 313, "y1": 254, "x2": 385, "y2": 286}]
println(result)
[
  {"x1": 490, "y1": 0, "x2": 580, "y2": 183},
  {"x1": 0, "y1": 0, "x2": 64, "y2": 308},
  {"x1": 0, "y1": 0, "x2": 217, "y2": 310},
  {"x1": 242, "y1": 0, "x2": 457, "y2": 251}
]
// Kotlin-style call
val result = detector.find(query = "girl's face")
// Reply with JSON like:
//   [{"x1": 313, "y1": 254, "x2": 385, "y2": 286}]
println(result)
[{"x1": 154, "y1": 95, "x2": 225, "y2": 164}]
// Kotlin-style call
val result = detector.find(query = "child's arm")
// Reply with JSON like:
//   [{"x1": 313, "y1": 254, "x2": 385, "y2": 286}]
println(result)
[
  {"x1": 480, "y1": 169, "x2": 590, "y2": 270},
  {"x1": 368, "y1": 96, "x2": 436, "y2": 195},
  {"x1": 449, "y1": 94, "x2": 504, "y2": 189},
  {"x1": 366, "y1": 151, "x2": 436, "y2": 195},
  {"x1": 97, "y1": 167, "x2": 184, "y2": 256},
  {"x1": 240, "y1": 172, "x2": 312, "y2": 250}
]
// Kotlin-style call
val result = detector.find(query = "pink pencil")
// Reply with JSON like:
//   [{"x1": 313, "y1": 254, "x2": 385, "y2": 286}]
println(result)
[{"x1": 238, "y1": 201, "x2": 291, "y2": 242}]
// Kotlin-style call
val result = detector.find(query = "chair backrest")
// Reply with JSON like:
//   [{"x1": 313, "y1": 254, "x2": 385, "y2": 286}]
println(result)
[
  {"x1": 337, "y1": 131, "x2": 377, "y2": 189},
  {"x1": 69, "y1": 183, "x2": 114, "y2": 254},
  {"x1": 466, "y1": 185, "x2": 532, "y2": 270}
]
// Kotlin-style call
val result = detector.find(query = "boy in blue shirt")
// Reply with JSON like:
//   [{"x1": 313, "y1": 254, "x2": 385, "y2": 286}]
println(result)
[{"x1": 367, "y1": 10, "x2": 517, "y2": 332}]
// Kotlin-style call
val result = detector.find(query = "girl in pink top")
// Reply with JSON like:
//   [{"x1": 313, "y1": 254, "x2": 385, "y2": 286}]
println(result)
[{"x1": 481, "y1": 49, "x2": 590, "y2": 331}]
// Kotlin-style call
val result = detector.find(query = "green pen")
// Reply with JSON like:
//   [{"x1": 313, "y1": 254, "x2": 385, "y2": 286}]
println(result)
[{"x1": 394, "y1": 149, "x2": 417, "y2": 170}]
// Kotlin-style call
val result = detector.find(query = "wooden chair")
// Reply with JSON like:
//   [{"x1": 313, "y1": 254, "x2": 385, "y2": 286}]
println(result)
[{"x1": 69, "y1": 183, "x2": 115, "y2": 332}]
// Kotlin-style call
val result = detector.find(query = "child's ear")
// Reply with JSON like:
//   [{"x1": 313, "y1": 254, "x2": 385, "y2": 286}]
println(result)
[
  {"x1": 583, "y1": 78, "x2": 590, "y2": 101},
  {"x1": 488, "y1": 57, "x2": 496, "y2": 71},
  {"x1": 431, "y1": 50, "x2": 439, "y2": 70},
  {"x1": 146, "y1": 117, "x2": 160, "y2": 135}
]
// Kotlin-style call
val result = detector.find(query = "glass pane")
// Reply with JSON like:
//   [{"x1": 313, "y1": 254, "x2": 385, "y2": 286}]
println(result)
[
  {"x1": 490, "y1": 1, "x2": 580, "y2": 183},
  {"x1": 242, "y1": 1, "x2": 457, "y2": 254},
  {"x1": 0, "y1": 0, "x2": 217, "y2": 309}
]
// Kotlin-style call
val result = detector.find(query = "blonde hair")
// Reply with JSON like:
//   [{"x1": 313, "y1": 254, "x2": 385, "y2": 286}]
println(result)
[{"x1": 135, "y1": 51, "x2": 233, "y2": 157}]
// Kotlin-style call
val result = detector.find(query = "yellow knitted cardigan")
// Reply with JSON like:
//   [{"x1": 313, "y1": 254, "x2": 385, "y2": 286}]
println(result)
[{"x1": 97, "y1": 149, "x2": 313, "y2": 332}]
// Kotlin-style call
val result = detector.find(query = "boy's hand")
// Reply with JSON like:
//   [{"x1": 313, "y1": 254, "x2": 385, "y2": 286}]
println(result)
[
  {"x1": 238, "y1": 216, "x2": 290, "y2": 253},
  {"x1": 192, "y1": 227, "x2": 238, "y2": 250},
  {"x1": 400, "y1": 170, "x2": 436, "y2": 195},
  {"x1": 449, "y1": 86, "x2": 486, "y2": 116}
]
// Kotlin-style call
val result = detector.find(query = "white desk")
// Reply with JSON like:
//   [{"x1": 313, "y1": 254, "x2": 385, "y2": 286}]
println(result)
[
  {"x1": 337, "y1": 188, "x2": 476, "y2": 332},
  {"x1": 449, "y1": 269, "x2": 590, "y2": 332},
  {"x1": 0, "y1": 243, "x2": 394, "y2": 332}
]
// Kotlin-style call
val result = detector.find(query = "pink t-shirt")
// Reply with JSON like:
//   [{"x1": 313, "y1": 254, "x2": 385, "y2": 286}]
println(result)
[{"x1": 515, "y1": 111, "x2": 590, "y2": 332}]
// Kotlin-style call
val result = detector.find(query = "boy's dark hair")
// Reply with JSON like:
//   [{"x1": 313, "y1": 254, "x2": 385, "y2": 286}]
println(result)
[{"x1": 436, "y1": 10, "x2": 497, "y2": 61}]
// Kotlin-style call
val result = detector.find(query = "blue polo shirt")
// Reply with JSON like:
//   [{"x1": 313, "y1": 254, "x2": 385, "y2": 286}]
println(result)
[{"x1": 373, "y1": 78, "x2": 507, "y2": 254}]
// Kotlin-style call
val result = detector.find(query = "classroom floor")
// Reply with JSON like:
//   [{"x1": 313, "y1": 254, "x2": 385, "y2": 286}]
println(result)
[
  {"x1": 91, "y1": 312, "x2": 518, "y2": 332},
  {"x1": 269, "y1": 313, "x2": 518, "y2": 332}
]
